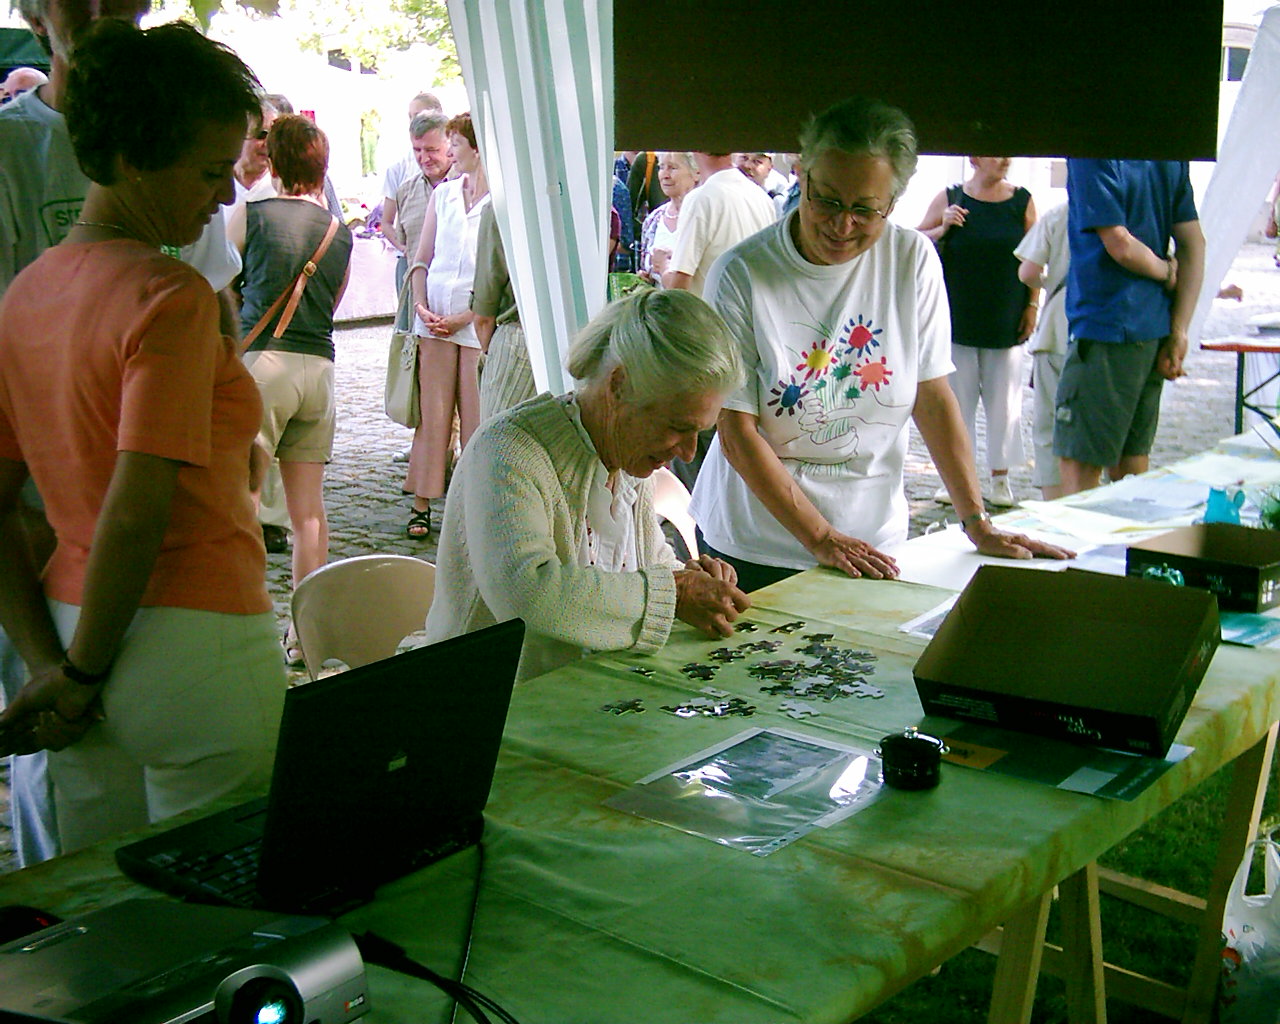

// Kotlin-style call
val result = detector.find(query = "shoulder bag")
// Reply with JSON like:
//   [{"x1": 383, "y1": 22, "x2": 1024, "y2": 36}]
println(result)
[{"x1": 384, "y1": 263, "x2": 423, "y2": 428}]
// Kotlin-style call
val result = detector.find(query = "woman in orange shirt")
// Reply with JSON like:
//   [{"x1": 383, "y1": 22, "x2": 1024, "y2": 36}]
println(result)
[{"x1": 0, "y1": 21, "x2": 284, "y2": 854}]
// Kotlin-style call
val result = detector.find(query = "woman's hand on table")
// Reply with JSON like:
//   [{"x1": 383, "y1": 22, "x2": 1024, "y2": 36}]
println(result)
[
  {"x1": 809, "y1": 529, "x2": 899, "y2": 580},
  {"x1": 965, "y1": 518, "x2": 1076, "y2": 561},
  {"x1": 674, "y1": 569, "x2": 751, "y2": 638}
]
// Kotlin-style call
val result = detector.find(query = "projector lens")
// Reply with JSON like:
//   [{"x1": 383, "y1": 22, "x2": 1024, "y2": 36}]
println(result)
[
  {"x1": 224, "y1": 976, "x2": 303, "y2": 1024},
  {"x1": 257, "y1": 1001, "x2": 288, "y2": 1024}
]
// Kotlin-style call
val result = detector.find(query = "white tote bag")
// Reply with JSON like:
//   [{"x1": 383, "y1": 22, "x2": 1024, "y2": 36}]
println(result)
[{"x1": 1220, "y1": 830, "x2": 1280, "y2": 1023}]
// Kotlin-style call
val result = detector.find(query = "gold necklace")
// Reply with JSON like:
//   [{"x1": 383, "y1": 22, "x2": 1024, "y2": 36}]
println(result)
[{"x1": 73, "y1": 220, "x2": 131, "y2": 234}]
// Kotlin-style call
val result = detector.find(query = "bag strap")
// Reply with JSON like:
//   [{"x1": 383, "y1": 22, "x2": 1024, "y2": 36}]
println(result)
[
  {"x1": 242, "y1": 214, "x2": 341, "y2": 350},
  {"x1": 398, "y1": 260, "x2": 430, "y2": 321}
]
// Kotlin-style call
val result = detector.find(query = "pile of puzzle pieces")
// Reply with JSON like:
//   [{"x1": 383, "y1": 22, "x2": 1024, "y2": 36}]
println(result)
[{"x1": 602, "y1": 622, "x2": 884, "y2": 721}]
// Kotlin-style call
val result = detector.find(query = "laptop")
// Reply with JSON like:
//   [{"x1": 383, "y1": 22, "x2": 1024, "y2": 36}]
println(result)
[{"x1": 116, "y1": 619, "x2": 524, "y2": 916}]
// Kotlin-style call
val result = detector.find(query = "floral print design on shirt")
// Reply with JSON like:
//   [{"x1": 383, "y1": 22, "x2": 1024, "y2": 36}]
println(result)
[
  {"x1": 844, "y1": 314, "x2": 882, "y2": 357},
  {"x1": 771, "y1": 313, "x2": 897, "y2": 454},
  {"x1": 855, "y1": 356, "x2": 893, "y2": 392},
  {"x1": 767, "y1": 375, "x2": 807, "y2": 417},
  {"x1": 795, "y1": 338, "x2": 838, "y2": 382}
]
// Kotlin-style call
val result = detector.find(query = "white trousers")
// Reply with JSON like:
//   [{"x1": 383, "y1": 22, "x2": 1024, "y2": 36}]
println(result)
[
  {"x1": 950, "y1": 344, "x2": 1027, "y2": 472},
  {"x1": 46, "y1": 602, "x2": 286, "y2": 854},
  {"x1": 1031, "y1": 351, "x2": 1066, "y2": 489}
]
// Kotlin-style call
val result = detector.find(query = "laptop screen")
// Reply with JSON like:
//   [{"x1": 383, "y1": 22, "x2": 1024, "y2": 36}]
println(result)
[{"x1": 254, "y1": 619, "x2": 524, "y2": 909}]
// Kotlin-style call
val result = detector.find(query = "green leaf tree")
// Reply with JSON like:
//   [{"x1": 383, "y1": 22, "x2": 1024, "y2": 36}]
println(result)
[{"x1": 151, "y1": 0, "x2": 457, "y2": 80}]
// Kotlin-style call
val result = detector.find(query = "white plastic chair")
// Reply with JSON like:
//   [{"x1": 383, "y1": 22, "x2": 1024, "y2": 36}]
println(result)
[
  {"x1": 290, "y1": 554, "x2": 436, "y2": 680},
  {"x1": 652, "y1": 466, "x2": 698, "y2": 560}
]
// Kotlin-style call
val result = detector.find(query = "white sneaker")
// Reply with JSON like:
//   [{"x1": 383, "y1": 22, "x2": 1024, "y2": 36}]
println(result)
[
  {"x1": 933, "y1": 485, "x2": 952, "y2": 505},
  {"x1": 392, "y1": 448, "x2": 411, "y2": 464},
  {"x1": 986, "y1": 475, "x2": 1015, "y2": 508}
]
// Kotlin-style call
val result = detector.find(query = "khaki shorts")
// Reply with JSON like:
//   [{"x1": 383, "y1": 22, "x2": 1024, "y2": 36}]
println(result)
[{"x1": 244, "y1": 350, "x2": 335, "y2": 463}]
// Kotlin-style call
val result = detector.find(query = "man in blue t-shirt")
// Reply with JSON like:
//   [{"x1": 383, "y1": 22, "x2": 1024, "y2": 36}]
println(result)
[{"x1": 1053, "y1": 159, "x2": 1204, "y2": 496}]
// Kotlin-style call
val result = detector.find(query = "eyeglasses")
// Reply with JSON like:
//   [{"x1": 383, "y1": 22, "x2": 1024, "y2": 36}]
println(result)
[{"x1": 805, "y1": 181, "x2": 894, "y2": 224}]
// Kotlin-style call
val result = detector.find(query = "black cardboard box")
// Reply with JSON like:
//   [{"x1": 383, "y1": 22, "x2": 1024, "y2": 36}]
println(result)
[
  {"x1": 1125, "y1": 522, "x2": 1280, "y2": 612},
  {"x1": 913, "y1": 566, "x2": 1220, "y2": 756}
]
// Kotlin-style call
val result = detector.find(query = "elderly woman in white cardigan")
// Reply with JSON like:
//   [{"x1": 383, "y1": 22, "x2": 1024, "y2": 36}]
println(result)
[{"x1": 424, "y1": 289, "x2": 752, "y2": 680}]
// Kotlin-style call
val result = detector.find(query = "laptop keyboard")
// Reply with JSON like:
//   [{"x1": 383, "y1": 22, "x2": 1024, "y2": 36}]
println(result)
[
  {"x1": 119, "y1": 810, "x2": 486, "y2": 915},
  {"x1": 140, "y1": 834, "x2": 265, "y2": 908}
]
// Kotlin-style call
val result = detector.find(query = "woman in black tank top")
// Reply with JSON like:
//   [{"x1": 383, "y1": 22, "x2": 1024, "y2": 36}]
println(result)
[{"x1": 918, "y1": 157, "x2": 1038, "y2": 509}]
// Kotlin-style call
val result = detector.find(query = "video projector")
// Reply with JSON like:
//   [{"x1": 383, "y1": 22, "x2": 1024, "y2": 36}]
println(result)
[{"x1": 0, "y1": 898, "x2": 368, "y2": 1024}]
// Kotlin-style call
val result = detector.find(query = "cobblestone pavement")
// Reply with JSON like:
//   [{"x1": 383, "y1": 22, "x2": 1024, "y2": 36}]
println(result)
[{"x1": 1, "y1": 242, "x2": 1274, "y2": 874}]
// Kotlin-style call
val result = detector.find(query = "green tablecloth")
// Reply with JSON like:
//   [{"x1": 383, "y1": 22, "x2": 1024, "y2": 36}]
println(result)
[
  {"x1": 6, "y1": 569, "x2": 1280, "y2": 1022},
  {"x1": 349, "y1": 570, "x2": 1280, "y2": 1022}
]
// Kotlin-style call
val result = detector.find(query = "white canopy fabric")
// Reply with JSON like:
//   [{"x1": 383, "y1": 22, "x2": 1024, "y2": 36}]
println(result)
[
  {"x1": 447, "y1": 0, "x2": 613, "y2": 394},
  {"x1": 1192, "y1": 4, "x2": 1280, "y2": 422}
]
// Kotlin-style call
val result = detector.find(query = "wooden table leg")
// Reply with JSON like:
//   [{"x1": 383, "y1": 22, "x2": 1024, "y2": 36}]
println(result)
[
  {"x1": 982, "y1": 726, "x2": 1276, "y2": 1024},
  {"x1": 1060, "y1": 862, "x2": 1107, "y2": 1024},
  {"x1": 1181, "y1": 723, "x2": 1277, "y2": 1024},
  {"x1": 988, "y1": 891, "x2": 1052, "y2": 1024}
]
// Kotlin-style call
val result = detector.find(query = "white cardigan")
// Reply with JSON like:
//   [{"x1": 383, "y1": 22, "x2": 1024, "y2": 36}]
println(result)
[{"x1": 424, "y1": 392, "x2": 681, "y2": 681}]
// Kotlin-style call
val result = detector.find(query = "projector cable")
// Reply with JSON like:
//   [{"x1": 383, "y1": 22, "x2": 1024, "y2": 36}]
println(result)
[
  {"x1": 353, "y1": 926, "x2": 517, "y2": 1024},
  {"x1": 352, "y1": 843, "x2": 520, "y2": 1024},
  {"x1": 352, "y1": 929, "x2": 520, "y2": 1024}
]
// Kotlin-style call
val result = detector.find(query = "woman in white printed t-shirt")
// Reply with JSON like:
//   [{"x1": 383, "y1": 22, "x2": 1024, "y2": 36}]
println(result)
[{"x1": 688, "y1": 97, "x2": 1073, "y2": 594}]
